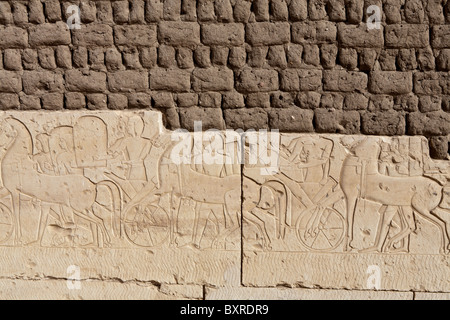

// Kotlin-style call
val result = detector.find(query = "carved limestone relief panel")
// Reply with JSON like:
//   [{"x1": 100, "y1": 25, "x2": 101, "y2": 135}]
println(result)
[
  {"x1": 0, "y1": 111, "x2": 241, "y2": 286},
  {"x1": 243, "y1": 134, "x2": 450, "y2": 291}
]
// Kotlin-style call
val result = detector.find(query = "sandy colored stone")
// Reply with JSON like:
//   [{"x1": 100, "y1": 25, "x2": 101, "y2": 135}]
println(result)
[{"x1": 414, "y1": 292, "x2": 450, "y2": 300}]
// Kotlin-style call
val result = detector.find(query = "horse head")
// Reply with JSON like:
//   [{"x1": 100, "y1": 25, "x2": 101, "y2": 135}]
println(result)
[{"x1": 0, "y1": 117, "x2": 33, "y2": 157}]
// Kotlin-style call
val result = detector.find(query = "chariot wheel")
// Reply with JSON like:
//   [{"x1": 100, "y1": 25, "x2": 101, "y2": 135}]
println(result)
[
  {"x1": 124, "y1": 203, "x2": 170, "y2": 247},
  {"x1": 296, "y1": 206, "x2": 345, "y2": 251},
  {"x1": 0, "y1": 202, "x2": 13, "y2": 243}
]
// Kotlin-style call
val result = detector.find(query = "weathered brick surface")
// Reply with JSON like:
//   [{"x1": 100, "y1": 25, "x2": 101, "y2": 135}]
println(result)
[{"x1": 0, "y1": 0, "x2": 446, "y2": 158}]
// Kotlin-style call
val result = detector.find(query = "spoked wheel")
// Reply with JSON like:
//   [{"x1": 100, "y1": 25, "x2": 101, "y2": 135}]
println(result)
[
  {"x1": 0, "y1": 202, "x2": 13, "y2": 243},
  {"x1": 124, "y1": 203, "x2": 170, "y2": 247},
  {"x1": 296, "y1": 206, "x2": 345, "y2": 251}
]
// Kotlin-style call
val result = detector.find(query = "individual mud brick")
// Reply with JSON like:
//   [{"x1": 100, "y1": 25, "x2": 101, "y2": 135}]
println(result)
[
  {"x1": 152, "y1": 92, "x2": 174, "y2": 109},
  {"x1": 384, "y1": 0, "x2": 402, "y2": 24},
  {"x1": 222, "y1": 91, "x2": 245, "y2": 109},
  {"x1": 89, "y1": 48, "x2": 106, "y2": 71},
  {"x1": 150, "y1": 68, "x2": 191, "y2": 92},
  {"x1": 211, "y1": 46, "x2": 229, "y2": 65},
  {"x1": 130, "y1": 0, "x2": 145, "y2": 23},
  {"x1": 80, "y1": 1, "x2": 97, "y2": 23},
  {"x1": 315, "y1": 109, "x2": 360, "y2": 134},
  {"x1": 296, "y1": 91, "x2": 321, "y2": 109},
  {"x1": 73, "y1": 47, "x2": 88, "y2": 68},
  {"x1": 161, "y1": 108, "x2": 180, "y2": 129},
  {"x1": 253, "y1": 0, "x2": 270, "y2": 21},
  {"x1": 228, "y1": 47, "x2": 246, "y2": 69},
  {"x1": 247, "y1": 46, "x2": 268, "y2": 68},
  {"x1": 345, "y1": 0, "x2": 364, "y2": 23},
  {"x1": 408, "y1": 111, "x2": 450, "y2": 135},
  {"x1": 108, "y1": 94, "x2": 128, "y2": 110},
  {"x1": 405, "y1": 0, "x2": 425, "y2": 23},
  {"x1": 29, "y1": 0, "x2": 45, "y2": 24},
  {"x1": 419, "y1": 95, "x2": 442, "y2": 112},
  {"x1": 22, "y1": 49, "x2": 38, "y2": 70},
  {"x1": 0, "y1": 26, "x2": 28, "y2": 48},
  {"x1": 29, "y1": 22, "x2": 71, "y2": 47},
  {"x1": 44, "y1": 0, "x2": 62, "y2": 22},
  {"x1": 146, "y1": 0, "x2": 163, "y2": 22},
  {"x1": 159, "y1": 22, "x2": 200, "y2": 48},
  {"x1": 426, "y1": 0, "x2": 445, "y2": 24},
  {"x1": 73, "y1": 24, "x2": 114, "y2": 46},
  {"x1": 267, "y1": 46, "x2": 287, "y2": 69},
  {"x1": 123, "y1": 49, "x2": 141, "y2": 70},
  {"x1": 338, "y1": 23, "x2": 383, "y2": 48},
  {"x1": 327, "y1": 0, "x2": 346, "y2": 21},
  {"x1": 309, "y1": 0, "x2": 328, "y2": 20},
  {"x1": 303, "y1": 44, "x2": 320, "y2": 66},
  {"x1": 414, "y1": 72, "x2": 443, "y2": 95},
  {"x1": 41, "y1": 93, "x2": 64, "y2": 110},
  {"x1": 197, "y1": 0, "x2": 216, "y2": 21},
  {"x1": 246, "y1": 92, "x2": 271, "y2": 108},
  {"x1": 369, "y1": 72, "x2": 413, "y2": 94},
  {"x1": 215, "y1": 0, "x2": 233, "y2": 22},
  {"x1": 96, "y1": 1, "x2": 114, "y2": 23},
  {"x1": 38, "y1": 48, "x2": 57, "y2": 70},
  {"x1": 339, "y1": 48, "x2": 358, "y2": 70},
  {"x1": 199, "y1": 92, "x2": 222, "y2": 108},
  {"x1": 55, "y1": 46, "x2": 72, "y2": 69},
  {"x1": 394, "y1": 94, "x2": 419, "y2": 112},
  {"x1": 361, "y1": 111, "x2": 406, "y2": 135},
  {"x1": 246, "y1": 22, "x2": 290, "y2": 45},
  {"x1": 12, "y1": 3, "x2": 28, "y2": 25},
  {"x1": 177, "y1": 93, "x2": 198, "y2": 107},
  {"x1": 224, "y1": 108, "x2": 269, "y2": 130},
  {"x1": 385, "y1": 25, "x2": 430, "y2": 48},
  {"x1": 344, "y1": 93, "x2": 369, "y2": 110},
  {"x1": 128, "y1": 93, "x2": 151, "y2": 108},
  {"x1": 286, "y1": 44, "x2": 303, "y2": 68},
  {"x1": 432, "y1": 25, "x2": 450, "y2": 48},
  {"x1": 181, "y1": 0, "x2": 197, "y2": 21},
  {"x1": 108, "y1": 71, "x2": 149, "y2": 92},
  {"x1": 140, "y1": 47, "x2": 157, "y2": 68},
  {"x1": 163, "y1": 0, "x2": 181, "y2": 21},
  {"x1": 437, "y1": 49, "x2": 450, "y2": 71},
  {"x1": 194, "y1": 46, "x2": 212, "y2": 68},
  {"x1": 280, "y1": 69, "x2": 322, "y2": 91},
  {"x1": 321, "y1": 92, "x2": 344, "y2": 109},
  {"x1": 177, "y1": 48, "x2": 194, "y2": 69},
  {"x1": 358, "y1": 48, "x2": 378, "y2": 71},
  {"x1": 4, "y1": 49, "x2": 22, "y2": 71},
  {"x1": 323, "y1": 70, "x2": 368, "y2": 92},
  {"x1": 158, "y1": 45, "x2": 177, "y2": 68},
  {"x1": 192, "y1": 67, "x2": 234, "y2": 91},
  {"x1": 0, "y1": 93, "x2": 19, "y2": 109},
  {"x1": 202, "y1": 23, "x2": 245, "y2": 46},
  {"x1": 292, "y1": 21, "x2": 337, "y2": 43},
  {"x1": 271, "y1": 0, "x2": 289, "y2": 21},
  {"x1": 115, "y1": 25, "x2": 157, "y2": 46},
  {"x1": 113, "y1": 1, "x2": 129, "y2": 23},
  {"x1": 22, "y1": 71, "x2": 64, "y2": 95},
  {"x1": 378, "y1": 49, "x2": 398, "y2": 71},
  {"x1": 368, "y1": 95, "x2": 394, "y2": 112},
  {"x1": 0, "y1": 2, "x2": 13, "y2": 24},
  {"x1": 236, "y1": 68, "x2": 279, "y2": 93},
  {"x1": 66, "y1": 70, "x2": 107, "y2": 93},
  {"x1": 271, "y1": 91, "x2": 296, "y2": 108},
  {"x1": 105, "y1": 48, "x2": 123, "y2": 71},
  {"x1": 268, "y1": 108, "x2": 314, "y2": 132},
  {"x1": 0, "y1": 70, "x2": 22, "y2": 93},
  {"x1": 20, "y1": 94, "x2": 41, "y2": 110},
  {"x1": 65, "y1": 93, "x2": 86, "y2": 110},
  {"x1": 234, "y1": 0, "x2": 252, "y2": 22},
  {"x1": 321, "y1": 44, "x2": 338, "y2": 69},
  {"x1": 86, "y1": 94, "x2": 107, "y2": 110},
  {"x1": 429, "y1": 136, "x2": 449, "y2": 160},
  {"x1": 397, "y1": 49, "x2": 418, "y2": 71},
  {"x1": 289, "y1": 0, "x2": 308, "y2": 21},
  {"x1": 179, "y1": 107, "x2": 225, "y2": 130},
  {"x1": 442, "y1": 96, "x2": 450, "y2": 112}
]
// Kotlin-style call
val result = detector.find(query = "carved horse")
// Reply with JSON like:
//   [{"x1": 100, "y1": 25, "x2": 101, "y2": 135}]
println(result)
[
  {"x1": 0, "y1": 118, "x2": 121, "y2": 246},
  {"x1": 340, "y1": 137, "x2": 450, "y2": 254}
]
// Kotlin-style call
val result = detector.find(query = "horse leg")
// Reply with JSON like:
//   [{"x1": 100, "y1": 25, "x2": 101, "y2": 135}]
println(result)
[
  {"x1": 384, "y1": 206, "x2": 415, "y2": 252},
  {"x1": 36, "y1": 204, "x2": 52, "y2": 245},
  {"x1": 360, "y1": 205, "x2": 397, "y2": 253},
  {"x1": 245, "y1": 207, "x2": 272, "y2": 250},
  {"x1": 344, "y1": 194, "x2": 358, "y2": 251},
  {"x1": 10, "y1": 193, "x2": 21, "y2": 244},
  {"x1": 414, "y1": 206, "x2": 449, "y2": 254},
  {"x1": 74, "y1": 210, "x2": 110, "y2": 247},
  {"x1": 192, "y1": 202, "x2": 210, "y2": 248}
]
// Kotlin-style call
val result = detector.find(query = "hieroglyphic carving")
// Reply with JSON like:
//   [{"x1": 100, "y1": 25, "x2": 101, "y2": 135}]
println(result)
[{"x1": 0, "y1": 111, "x2": 241, "y2": 252}]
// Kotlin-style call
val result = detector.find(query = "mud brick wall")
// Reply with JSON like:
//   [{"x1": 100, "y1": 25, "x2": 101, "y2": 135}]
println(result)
[{"x1": 0, "y1": 0, "x2": 449, "y2": 158}]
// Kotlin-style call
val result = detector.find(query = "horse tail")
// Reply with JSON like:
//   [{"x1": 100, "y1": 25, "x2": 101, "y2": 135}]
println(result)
[
  {"x1": 97, "y1": 180, "x2": 122, "y2": 238},
  {"x1": 262, "y1": 180, "x2": 291, "y2": 239}
]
